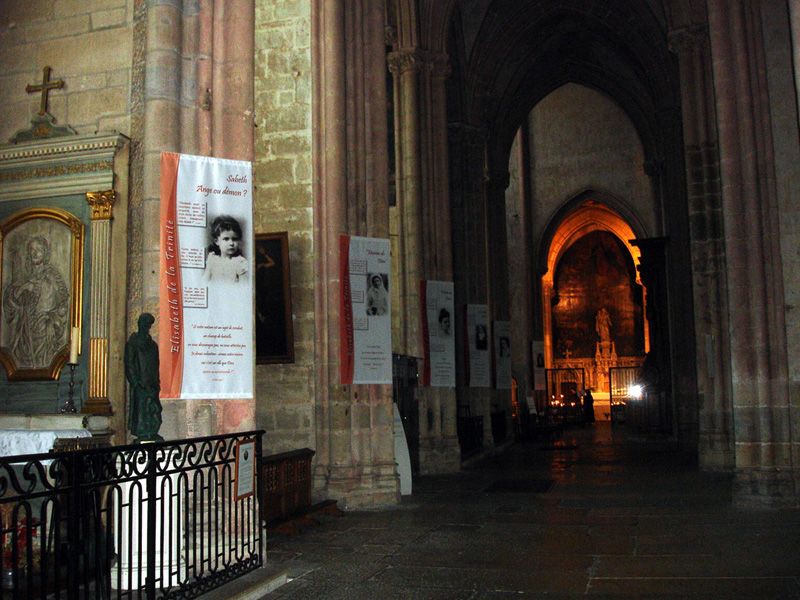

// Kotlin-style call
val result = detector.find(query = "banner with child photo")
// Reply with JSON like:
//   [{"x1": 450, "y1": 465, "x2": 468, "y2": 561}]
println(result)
[{"x1": 159, "y1": 152, "x2": 254, "y2": 400}]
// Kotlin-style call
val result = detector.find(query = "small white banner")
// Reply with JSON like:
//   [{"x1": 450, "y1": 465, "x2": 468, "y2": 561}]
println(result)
[
  {"x1": 421, "y1": 280, "x2": 455, "y2": 387},
  {"x1": 339, "y1": 235, "x2": 392, "y2": 384},
  {"x1": 466, "y1": 304, "x2": 490, "y2": 388},
  {"x1": 494, "y1": 320, "x2": 512, "y2": 389}
]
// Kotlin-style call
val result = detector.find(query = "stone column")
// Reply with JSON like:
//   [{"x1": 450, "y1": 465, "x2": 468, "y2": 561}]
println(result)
[
  {"x1": 506, "y1": 129, "x2": 534, "y2": 397},
  {"x1": 486, "y1": 169, "x2": 513, "y2": 441},
  {"x1": 449, "y1": 123, "x2": 493, "y2": 448},
  {"x1": 630, "y1": 237, "x2": 672, "y2": 434},
  {"x1": 389, "y1": 49, "x2": 460, "y2": 474},
  {"x1": 138, "y1": 0, "x2": 255, "y2": 440},
  {"x1": 707, "y1": 0, "x2": 793, "y2": 504},
  {"x1": 789, "y1": 3, "x2": 800, "y2": 124},
  {"x1": 312, "y1": 0, "x2": 398, "y2": 507},
  {"x1": 388, "y1": 49, "x2": 424, "y2": 357},
  {"x1": 84, "y1": 190, "x2": 117, "y2": 417},
  {"x1": 211, "y1": 0, "x2": 254, "y2": 161},
  {"x1": 669, "y1": 25, "x2": 734, "y2": 469},
  {"x1": 142, "y1": 0, "x2": 182, "y2": 313}
]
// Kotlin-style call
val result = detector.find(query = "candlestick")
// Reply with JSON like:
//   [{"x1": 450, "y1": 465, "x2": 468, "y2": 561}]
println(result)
[
  {"x1": 69, "y1": 327, "x2": 79, "y2": 364},
  {"x1": 60, "y1": 364, "x2": 77, "y2": 414}
]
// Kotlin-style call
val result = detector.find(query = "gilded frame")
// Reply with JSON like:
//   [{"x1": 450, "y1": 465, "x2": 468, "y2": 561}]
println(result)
[{"x1": 0, "y1": 207, "x2": 84, "y2": 381}]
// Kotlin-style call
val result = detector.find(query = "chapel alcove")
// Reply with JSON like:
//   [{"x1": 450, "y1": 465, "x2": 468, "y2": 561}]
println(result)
[
  {"x1": 0, "y1": 131, "x2": 130, "y2": 442},
  {"x1": 551, "y1": 230, "x2": 644, "y2": 360},
  {"x1": 541, "y1": 201, "x2": 647, "y2": 416}
]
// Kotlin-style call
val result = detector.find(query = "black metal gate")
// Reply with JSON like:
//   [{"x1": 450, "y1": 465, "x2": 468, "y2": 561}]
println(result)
[{"x1": 0, "y1": 432, "x2": 264, "y2": 599}]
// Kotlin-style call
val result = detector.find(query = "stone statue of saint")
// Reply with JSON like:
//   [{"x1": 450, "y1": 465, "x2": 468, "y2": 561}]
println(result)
[
  {"x1": 595, "y1": 307, "x2": 612, "y2": 344},
  {"x1": 125, "y1": 313, "x2": 163, "y2": 442}
]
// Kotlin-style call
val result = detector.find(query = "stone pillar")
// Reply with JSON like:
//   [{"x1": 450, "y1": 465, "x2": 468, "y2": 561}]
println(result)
[
  {"x1": 630, "y1": 237, "x2": 672, "y2": 434},
  {"x1": 669, "y1": 25, "x2": 734, "y2": 469},
  {"x1": 388, "y1": 49, "x2": 424, "y2": 357},
  {"x1": 138, "y1": 0, "x2": 255, "y2": 440},
  {"x1": 449, "y1": 123, "x2": 493, "y2": 449},
  {"x1": 506, "y1": 129, "x2": 534, "y2": 397},
  {"x1": 486, "y1": 169, "x2": 513, "y2": 441},
  {"x1": 389, "y1": 48, "x2": 460, "y2": 474},
  {"x1": 211, "y1": 0, "x2": 254, "y2": 161},
  {"x1": 312, "y1": 0, "x2": 398, "y2": 507},
  {"x1": 84, "y1": 190, "x2": 117, "y2": 417},
  {"x1": 789, "y1": 3, "x2": 800, "y2": 124},
  {"x1": 707, "y1": 0, "x2": 794, "y2": 505},
  {"x1": 142, "y1": 0, "x2": 182, "y2": 313}
]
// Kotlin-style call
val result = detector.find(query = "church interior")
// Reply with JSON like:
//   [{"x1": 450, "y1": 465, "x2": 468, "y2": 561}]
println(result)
[{"x1": 0, "y1": 2, "x2": 799, "y2": 590}]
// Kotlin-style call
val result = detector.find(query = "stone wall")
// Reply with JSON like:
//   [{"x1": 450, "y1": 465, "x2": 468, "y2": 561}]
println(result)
[
  {"x1": 253, "y1": 0, "x2": 315, "y2": 454},
  {"x1": 0, "y1": 0, "x2": 133, "y2": 142},
  {"x1": 505, "y1": 131, "x2": 532, "y2": 394},
  {"x1": 529, "y1": 82, "x2": 656, "y2": 252}
]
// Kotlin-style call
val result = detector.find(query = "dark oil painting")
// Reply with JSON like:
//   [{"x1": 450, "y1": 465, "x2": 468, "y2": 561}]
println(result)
[{"x1": 255, "y1": 232, "x2": 294, "y2": 364}]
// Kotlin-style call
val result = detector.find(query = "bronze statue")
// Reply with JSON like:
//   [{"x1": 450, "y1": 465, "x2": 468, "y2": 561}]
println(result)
[{"x1": 124, "y1": 313, "x2": 163, "y2": 442}]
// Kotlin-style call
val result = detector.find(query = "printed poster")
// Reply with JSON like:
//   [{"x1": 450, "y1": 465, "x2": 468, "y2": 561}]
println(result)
[
  {"x1": 466, "y1": 304, "x2": 490, "y2": 388},
  {"x1": 159, "y1": 152, "x2": 254, "y2": 400},
  {"x1": 421, "y1": 280, "x2": 455, "y2": 387},
  {"x1": 340, "y1": 235, "x2": 392, "y2": 384},
  {"x1": 494, "y1": 320, "x2": 512, "y2": 390}
]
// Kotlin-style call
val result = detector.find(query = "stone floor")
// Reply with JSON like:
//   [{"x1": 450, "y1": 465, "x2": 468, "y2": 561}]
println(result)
[{"x1": 261, "y1": 423, "x2": 800, "y2": 599}]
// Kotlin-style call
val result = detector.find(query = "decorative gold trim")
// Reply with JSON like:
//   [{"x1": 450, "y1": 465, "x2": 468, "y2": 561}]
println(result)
[
  {"x1": 89, "y1": 337, "x2": 108, "y2": 397},
  {"x1": 0, "y1": 207, "x2": 84, "y2": 381},
  {"x1": 86, "y1": 190, "x2": 117, "y2": 220},
  {"x1": 0, "y1": 161, "x2": 114, "y2": 183}
]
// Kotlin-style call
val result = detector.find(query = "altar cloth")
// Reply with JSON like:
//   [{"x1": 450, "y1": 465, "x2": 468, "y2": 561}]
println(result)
[{"x1": 0, "y1": 428, "x2": 92, "y2": 458}]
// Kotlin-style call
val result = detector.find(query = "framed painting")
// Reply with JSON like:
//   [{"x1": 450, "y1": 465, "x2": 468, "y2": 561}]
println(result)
[
  {"x1": 0, "y1": 207, "x2": 84, "y2": 380},
  {"x1": 255, "y1": 232, "x2": 294, "y2": 364}
]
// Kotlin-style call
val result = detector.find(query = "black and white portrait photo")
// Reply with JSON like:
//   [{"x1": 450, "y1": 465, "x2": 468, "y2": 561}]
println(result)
[{"x1": 366, "y1": 272, "x2": 389, "y2": 316}]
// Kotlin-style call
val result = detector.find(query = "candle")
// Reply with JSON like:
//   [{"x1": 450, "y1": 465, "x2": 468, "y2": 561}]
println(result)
[{"x1": 69, "y1": 327, "x2": 79, "y2": 364}]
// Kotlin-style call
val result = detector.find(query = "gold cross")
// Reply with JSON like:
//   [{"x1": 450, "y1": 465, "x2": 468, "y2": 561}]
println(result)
[{"x1": 26, "y1": 66, "x2": 64, "y2": 116}]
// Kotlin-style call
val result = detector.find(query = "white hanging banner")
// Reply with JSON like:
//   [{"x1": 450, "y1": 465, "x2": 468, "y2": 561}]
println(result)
[
  {"x1": 466, "y1": 304, "x2": 490, "y2": 388},
  {"x1": 421, "y1": 280, "x2": 455, "y2": 387},
  {"x1": 339, "y1": 235, "x2": 392, "y2": 384},
  {"x1": 159, "y1": 152, "x2": 254, "y2": 400},
  {"x1": 494, "y1": 320, "x2": 512, "y2": 390}
]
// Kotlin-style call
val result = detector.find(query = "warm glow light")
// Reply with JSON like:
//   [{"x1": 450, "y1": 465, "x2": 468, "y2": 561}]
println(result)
[{"x1": 629, "y1": 384, "x2": 643, "y2": 399}]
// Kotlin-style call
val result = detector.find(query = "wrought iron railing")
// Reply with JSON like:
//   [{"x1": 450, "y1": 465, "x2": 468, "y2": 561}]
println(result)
[{"x1": 0, "y1": 431, "x2": 264, "y2": 599}]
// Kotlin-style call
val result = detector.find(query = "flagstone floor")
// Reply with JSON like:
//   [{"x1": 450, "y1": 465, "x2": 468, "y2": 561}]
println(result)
[{"x1": 260, "y1": 423, "x2": 800, "y2": 599}]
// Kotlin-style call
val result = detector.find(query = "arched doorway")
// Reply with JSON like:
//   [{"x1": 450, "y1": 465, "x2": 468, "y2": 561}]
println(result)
[{"x1": 541, "y1": 199, "x2": 648, "y2": 419}]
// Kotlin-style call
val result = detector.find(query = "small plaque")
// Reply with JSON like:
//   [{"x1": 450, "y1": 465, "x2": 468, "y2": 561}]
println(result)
[{"x1": 235, "y1": 438, "x2": 256, "y2": 500}]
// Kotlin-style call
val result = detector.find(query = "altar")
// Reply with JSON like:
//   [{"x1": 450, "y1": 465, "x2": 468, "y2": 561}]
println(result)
[
  {"x1": 0, "y1": 413, "x2": 107, "y2": 457},
  {"x1": 0, "y1": 428, "x2": 91, "y2": 457}
]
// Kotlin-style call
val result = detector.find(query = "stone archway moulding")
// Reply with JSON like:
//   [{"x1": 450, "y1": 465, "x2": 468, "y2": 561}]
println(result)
[{"x1": 541, "y1": 199, "x2": 649, "y2": 368}]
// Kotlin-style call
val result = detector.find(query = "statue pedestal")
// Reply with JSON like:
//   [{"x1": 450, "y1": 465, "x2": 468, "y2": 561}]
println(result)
[{"x1": 594, "y1": 342, "x2": 618, "y2": 392}]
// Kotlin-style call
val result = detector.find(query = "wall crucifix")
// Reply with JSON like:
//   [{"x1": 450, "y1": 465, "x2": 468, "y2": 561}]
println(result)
[
  {"x1": 26, "y1": 66, "x2": 64, "y2": 117},
  {"x1": 13, "y1": 66, "x2": 75, "y2": 141}
]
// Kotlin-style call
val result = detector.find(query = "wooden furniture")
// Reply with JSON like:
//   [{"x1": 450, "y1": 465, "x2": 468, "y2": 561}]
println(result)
[{"x1": 260, "y1": 448, "x2": 315, "y2": 525}]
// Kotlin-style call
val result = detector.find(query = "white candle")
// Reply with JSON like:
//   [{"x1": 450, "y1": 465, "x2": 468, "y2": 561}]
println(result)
[{"x1": 69, "y1": 327, "x2": 79, "y2": 364}]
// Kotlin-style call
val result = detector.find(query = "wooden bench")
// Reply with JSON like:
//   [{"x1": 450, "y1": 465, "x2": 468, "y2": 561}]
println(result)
[{"x1": 260, "y1": 448, "x2": 341, "y2": 535}]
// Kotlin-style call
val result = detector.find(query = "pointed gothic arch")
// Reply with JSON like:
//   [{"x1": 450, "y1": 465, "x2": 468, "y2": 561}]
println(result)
[{"x1": 540, "y1": 196, "x2": 650, "y2": 371}]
